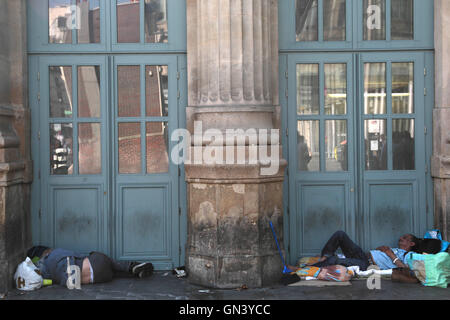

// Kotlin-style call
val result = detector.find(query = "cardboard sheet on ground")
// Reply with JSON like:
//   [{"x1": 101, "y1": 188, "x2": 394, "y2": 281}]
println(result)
[
  {"x1": 290, "y1": 258, "x2": 393, "y2": 286},
  {"x1": 288, "y1": 279, "x2": 352, "y2": 287}
]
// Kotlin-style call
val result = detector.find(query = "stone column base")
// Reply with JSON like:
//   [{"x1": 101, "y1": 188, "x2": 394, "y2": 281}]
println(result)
[
  {"x1": 432, "y1": 178, "x2": 450, "y2": 240},
  {"x1": 0, "y1": 106, "x2": 30, "y2": 295},
  {"x1": 432, "y1": 107, "x2": 450, "y2": 239},
  {"x1": 185, "y1": 161, "x2": 287, "y2": 288}
]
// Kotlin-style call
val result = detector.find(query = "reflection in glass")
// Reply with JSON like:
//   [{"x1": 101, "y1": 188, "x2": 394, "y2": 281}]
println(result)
[
  {"x1": 50, "y1": 66, "x2": 73, "y2": 118},
  {"x1": 78, "y1": 66, "x2": 101, "y2": 118},
  {"x1": 146, "y1": 66, "x2": 168, "y2": 117},
  {"x1": 298, "y1": 121, "x2": 320, "y2": 171},
  {"x1": 77, "y1": 0, "x2": 101, "y2": 44},
  {"x1": 363, "y1": 0, "x2": 386, "y2": 40},
  {"x1": 364, "y1": 63, "x2": 386, "y2": 115},
  {"x1": 326, "y1": 120, "x2": 347, "y2": 172},
  {"x1": 118, "y1": 66, "x2": 141, "y2": 117},
  {"x1": 79, "y1": 123, "x2": 101, "y2": 175},
  {"x1": 49, "y1": 0, "x2": 72, "y2": 44},
  {"x1": 117, "y1": 0, "x2": 140, "y2": 43},
  {"x1": 50, "y1": 123, "x2": 73, "y2": 175},
  {"x1": 323, "y1": 0, "x2": 346, "y2": 41},
  {"x1": 364, "y1": 119, "x2": 387, "y2": 170},
  {"x1": 145, "y1": 0, "x2": 168, "y2": 43},
  {"x1": 392, "y1": 63, "x2": 414, "y2": 114},
  {"x1": 393, "y1": 119, "x2": 415, "y2": 170},
  {"x1": 118, "y1": 123, "x2": 141, "y2": 174},
  {"x1": 325, "y1": 64, "x2": 347, "y2": 115},
  {"x1": 296, "y1": 0, "x2": 318, "y2": 41},
  {"x1": 391, "y1": 0, "x2": 413, "y2": 40},
  {"x1": 146, "y1": 122, "x2": 169, "y2": 173},
  {"x1": 297, "y1": 64, "x2": 319, "y2": 115}
]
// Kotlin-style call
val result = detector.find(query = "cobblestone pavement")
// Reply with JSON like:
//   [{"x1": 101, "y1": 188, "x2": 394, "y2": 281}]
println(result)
[{"x1": 3, "y1": 271, "x2": 450, "y2": 301}]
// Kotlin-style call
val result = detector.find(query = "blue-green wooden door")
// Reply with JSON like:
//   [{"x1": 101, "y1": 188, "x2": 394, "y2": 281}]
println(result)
[
  {"x1": 287, "y1": 53, "x2": 358, "y2": 259},
  {"x1": 112, "y1": 55, "x2": 180, "y2": 270},
  {"x1": 286, "y1": 51, "x2": 433, "y2": 261},
  {"x1": 32, "y1": 54, "x2": 183, "y2": 269},
  {"x1": 37, "y1": 55, "x2": 110, "y2": 256},
  {"x1": 28, "y1": 0, "x2": 187, "y2": 269}
]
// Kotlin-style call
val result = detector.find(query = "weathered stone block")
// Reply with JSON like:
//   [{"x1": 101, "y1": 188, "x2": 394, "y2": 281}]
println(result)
[
  {"x1": 185, "y1": 162, "x2": 286, "y2": 288},
  {"x1": 0, "y1": 260, "x2": 8, "y2": 295},
  {"x1": 433, "y1": 0, "x2": 450, "y2": 241}
]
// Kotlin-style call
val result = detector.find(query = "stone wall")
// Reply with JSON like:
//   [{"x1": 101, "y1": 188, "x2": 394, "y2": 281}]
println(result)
[
  {"x1": 0, "y1": 0, "x2": 31, "y2": 295},
  {"x1": 432, "y1": 0, "x2": 450, "y2": 240}
]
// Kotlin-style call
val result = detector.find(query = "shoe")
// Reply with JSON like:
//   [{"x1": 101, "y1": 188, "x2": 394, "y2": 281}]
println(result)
[{"x1": 132, "y1": 262, "x2": 154, "y2": 278}]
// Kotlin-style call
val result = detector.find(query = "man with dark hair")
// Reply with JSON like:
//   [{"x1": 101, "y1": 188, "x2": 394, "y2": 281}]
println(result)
[
  {"x1": 309, "y1": 231, "x2": 419, "y2": 271},
  {"x1": 27, "y1": 246, "x2": 154, "y2": 287}
]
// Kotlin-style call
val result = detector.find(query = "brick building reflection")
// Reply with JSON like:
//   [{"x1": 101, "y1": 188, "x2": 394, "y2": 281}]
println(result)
[{"x1": 49, "y1": 0, "x2": 169, "y2": 175}]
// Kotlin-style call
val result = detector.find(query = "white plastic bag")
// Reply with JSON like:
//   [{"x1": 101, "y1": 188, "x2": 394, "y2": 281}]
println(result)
[{"x1": 14, "y1": 257, "x2": 43, "y2": 291}]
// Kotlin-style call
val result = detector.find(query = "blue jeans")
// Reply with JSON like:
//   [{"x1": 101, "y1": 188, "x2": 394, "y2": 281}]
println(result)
[{"x1": 312, "y1": 231, "x2": 370, "y2": 271}]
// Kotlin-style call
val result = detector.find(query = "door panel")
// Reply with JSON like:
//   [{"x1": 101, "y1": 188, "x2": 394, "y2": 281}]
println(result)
[
  {"x1": 298, "y1": 183, "x2": 349, "y2": 252},
  {"x1": 119, "y1": 185, "x2": 170, "y2": 257},
  {"x1": 53, "y1": 186, "x2": 103, "y2": 252},
  {"x1": 359, "y1": 51, "x2": 426, "y2": 251},
  {"x1": 288, "y1": 51, "x2": 430, "y2": 261},
  {"x1": 113, "y1": 55, "x2": 179, "y2": 269},
  {"x1": 39, "y1": 55, "x2": 109, "y2": 255},
  {"x1": 288, "y1": 53, "x2": 356, "y2": 258},
  {"x1": 365, "y1": 181, "x2": 416, "y2": 249},
  {"x1": 35, "y1": 54, "x2": 181, "y2": 269}
]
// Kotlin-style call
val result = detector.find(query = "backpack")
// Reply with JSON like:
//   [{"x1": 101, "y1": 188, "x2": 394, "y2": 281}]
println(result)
[{"x1": 424, "y1": 229, "x2": 450, "y2": 252}]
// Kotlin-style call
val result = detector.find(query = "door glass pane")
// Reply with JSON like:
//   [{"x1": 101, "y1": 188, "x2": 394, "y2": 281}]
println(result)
[
  {"x1": 364, "y1": 63, "x2": 386, "y2": 115},
  {"x1": 146, "y1": 122, "x2": 169, "y2": 173},
  {"x1": 117, "y1": 0, "x2": 140, "y2": 43},
  {"x1": 298, "y1": 121, "x2": 319, "y2": 171},
  {"x1": 323, "y1": 0, "x2": 346, "y2": 41},
  {"x1": 393, "y1": 119, "x2": 415, "y2": 170},
  {"x1": 296, "y1": 0, "x2": 318, "y2": 41},
  {"x1": 325, "y1": 120, "x2": 347, "y2": 172},
  {"x1": 118, "y1": 66, "x2": 141, "y2": 117},
  {"x1": 297, "y1": 64, "x2": 319, "y2": 115},
  {"x1": 50, "y1": 123, "x2": 73, "y2": 175},
  {"x1": 50, "y1": 66, "x2": 73, "y2": 118},
  {"x1": 392, "y1": 62, "x2": 414, "y2": 114},
  {"x1": 146, "y1": 66, "x2": 168, "y2": 117},
  {"x1": 49, "y1": 0, "x2": 73, "y2": 44},
  {"x1": 391, "y1": 0, "x2": 413, "y2": 40},
  {"x1": 363, "y1": 0, "x2": 386, "y2": 40},
  {"x1": 118, "y1": 122, "x2": 141, "y2": 174},
  {"x1": 78, "y1": 66, "x2": 101, "y2": 118},
  {"x1": 364, "y1": 119, "x2": 387, "y2": 170},
  {"x1": 145, "y1": 0, "x2": 168, "y2": 43},
  {"x1": 76, "y1": 0, "x2": 101, "y2": 44},
  {"x1": 325, "y1": 63, "x2": 347, "y2": 115},
  {"x1": 79, "y1": 123, "x2": 101, "y2": 175}
]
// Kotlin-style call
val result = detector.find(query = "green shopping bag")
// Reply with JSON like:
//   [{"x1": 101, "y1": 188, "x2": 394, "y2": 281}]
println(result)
[{"x1": 406, "y1": 252, "x2": 450, "y2": 288}]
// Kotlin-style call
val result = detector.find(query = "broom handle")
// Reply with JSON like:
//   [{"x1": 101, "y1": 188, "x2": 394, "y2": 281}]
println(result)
[{"x1": 269, "y1": 220, "x2": 287, "y2": 267}]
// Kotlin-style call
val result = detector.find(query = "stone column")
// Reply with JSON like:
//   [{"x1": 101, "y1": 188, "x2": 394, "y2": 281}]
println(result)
[
  {"x1": 185, "y1": 0, "x2": 287, "y2": 288},
  {"x1": 431, "y1": 0, "x2": 450, "y2": 240},
  {"x1": 0, "y1": 0, "x2": 31, "y2": 295}
]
